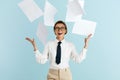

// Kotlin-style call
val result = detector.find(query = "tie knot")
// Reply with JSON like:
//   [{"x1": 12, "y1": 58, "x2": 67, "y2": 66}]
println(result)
[{"x1": 58, "y1": 41, "x2": 62, "y2": 45}]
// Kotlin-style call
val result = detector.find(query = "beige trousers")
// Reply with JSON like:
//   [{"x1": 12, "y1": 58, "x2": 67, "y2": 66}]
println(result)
[{"x1": 47, "y1": 68, "x2": 72, "y2": 80}]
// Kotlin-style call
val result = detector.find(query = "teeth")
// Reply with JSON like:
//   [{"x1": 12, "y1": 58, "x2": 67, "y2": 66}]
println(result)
[{"x1": 58, "y1": 33, "x2": 62, "y2": 35}]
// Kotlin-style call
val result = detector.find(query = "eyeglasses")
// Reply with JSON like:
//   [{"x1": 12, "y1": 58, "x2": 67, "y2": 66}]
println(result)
[{"x1": 55, "y1": 27, "x2": 66, "y2": 31}]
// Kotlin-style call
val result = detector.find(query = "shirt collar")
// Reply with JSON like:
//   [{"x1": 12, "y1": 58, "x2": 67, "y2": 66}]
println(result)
[{"x1": 55, "y1": 38, "x2": 65, "y2": 44}]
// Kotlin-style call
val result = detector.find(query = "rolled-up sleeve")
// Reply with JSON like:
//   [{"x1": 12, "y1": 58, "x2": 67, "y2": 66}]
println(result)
[{"x1": 71, "y1": 44, "x2": 87, "y2": 63}]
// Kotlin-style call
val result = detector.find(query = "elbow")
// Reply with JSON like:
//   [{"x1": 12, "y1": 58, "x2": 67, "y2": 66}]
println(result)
[
  {"x1": 77, "y1": 56, "x2": 86, "y2": 64},
  {"x1": 36, "y1": 58, "x2": 47, "y2": 64}
]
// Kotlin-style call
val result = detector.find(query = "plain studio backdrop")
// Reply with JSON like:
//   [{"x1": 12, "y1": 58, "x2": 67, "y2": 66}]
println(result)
[{"x1": 0, "y1": 0, "x2": 120, "y2": 80}]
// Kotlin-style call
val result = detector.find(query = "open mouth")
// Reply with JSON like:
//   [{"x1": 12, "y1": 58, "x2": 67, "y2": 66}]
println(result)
[{"x1": 58, "y1": 33, "x2": 63, "y2": 35}]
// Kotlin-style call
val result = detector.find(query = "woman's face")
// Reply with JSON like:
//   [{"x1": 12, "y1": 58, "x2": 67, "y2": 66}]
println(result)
[{"x1": 54, "y1": 23, "x2": 67, "y2": 39}]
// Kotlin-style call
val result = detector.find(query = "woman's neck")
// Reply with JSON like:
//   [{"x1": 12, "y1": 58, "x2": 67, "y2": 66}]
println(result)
[{"x1": 56, "y1": 37, "x2": 64, "y2": 41}]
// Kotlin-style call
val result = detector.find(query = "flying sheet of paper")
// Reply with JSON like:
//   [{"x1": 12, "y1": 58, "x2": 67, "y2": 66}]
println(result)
[
  {"x1": 65, "y1": 0, "x2": 84, "y2": 22},
  {"x1": 70, "y1": 0, "x2": 85, "y2": 22},
  {"x1": 72, "y1": 20, "x2": 97, "y2": 37},
  {"x1": 78, "y1": 0, "x2": 85, "y2": 9},
  {"x1": 18, "y1": 0, "x2": 43, "y2": 22},
  {"x1": 44, "y1": 1, "x2": 57, "y2": 26},
  {"x1": 36, "y1": 22, "x2": 48, "y2": 45},
  {"x1": 69, "y1": 0, "x2": 85, "y2": 8}
]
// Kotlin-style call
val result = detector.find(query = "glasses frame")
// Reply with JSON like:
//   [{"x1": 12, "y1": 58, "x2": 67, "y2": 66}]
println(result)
[{"x1": 55, "y1": 27, "x2": 66, "y2": 31}]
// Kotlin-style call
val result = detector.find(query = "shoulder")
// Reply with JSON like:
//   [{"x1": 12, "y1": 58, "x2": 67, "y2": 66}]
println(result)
[{"x1": 45, "y1": 40, "x2": 56, "y2": 46}]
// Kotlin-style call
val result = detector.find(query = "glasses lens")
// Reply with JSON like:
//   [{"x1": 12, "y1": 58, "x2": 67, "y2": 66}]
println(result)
[{"x1": 55, "y1": 27, "x2": 65, "y2": 30}]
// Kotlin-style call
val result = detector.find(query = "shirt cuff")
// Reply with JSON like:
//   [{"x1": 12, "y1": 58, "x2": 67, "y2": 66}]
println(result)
[
  {"x1": 34, "y1": 50, "x2": 39, "y2": 53},
  {"x1": 83, "y1": 48, "x2": 87, "y2": 52}
]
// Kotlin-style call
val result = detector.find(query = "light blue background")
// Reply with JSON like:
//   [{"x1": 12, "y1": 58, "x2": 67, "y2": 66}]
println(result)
[{"x1": 0, "y1": 0, "x2": 120, "y2": 80}]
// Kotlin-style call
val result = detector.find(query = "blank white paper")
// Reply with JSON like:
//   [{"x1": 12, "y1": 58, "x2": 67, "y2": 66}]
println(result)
[
  {"x1": 69, "y1": 0, "x2": 85, "y2": 8},
  {"x1": 65, "y1": 0, "x2": 84, "y2": 22},
  {"x1": 18, "y1": 0, "x2": 43, "y2": 22},
  {"x1": 44, "y1": 1, "x2": 57, "y2": 26},
  {"x1": 72, "y1": 20, "x2": 97, "y2": 37},
  {"x1": 36, "y1": 22, "x2": 48, "y2": 46}
]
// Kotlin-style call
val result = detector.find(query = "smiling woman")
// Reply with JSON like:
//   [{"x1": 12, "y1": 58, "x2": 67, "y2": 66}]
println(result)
[
  {"x1": 54, "y1": 20, "x2": 67, "y2": 41},
  {"x1": 26, "y1": 20, "x2": 92, "y2": 80},
  {"x1": 1, "y1": 0, "x2": 120, "y2": 80}
]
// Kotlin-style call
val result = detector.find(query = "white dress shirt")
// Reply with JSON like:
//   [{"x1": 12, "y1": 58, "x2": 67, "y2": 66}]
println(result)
[{"x1": 34, "y1": 39, "x2": 87, "y2": 69}]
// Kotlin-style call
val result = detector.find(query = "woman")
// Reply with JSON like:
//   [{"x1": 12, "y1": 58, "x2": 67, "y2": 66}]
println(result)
[{"x1": 26, "y1": 20, "x2": 92, "y2": 80}]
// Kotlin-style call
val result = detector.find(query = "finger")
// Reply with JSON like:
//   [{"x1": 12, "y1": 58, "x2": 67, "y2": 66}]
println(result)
[
  {"x1": 33, "y1": 38, "x2": 34, "y2": 42},
  {"x1": 26, "y1": 37, "x2": 32, "y2": 42},
  {"x1": 26, "y1": 37, "x2": 30, "y2": 41}
]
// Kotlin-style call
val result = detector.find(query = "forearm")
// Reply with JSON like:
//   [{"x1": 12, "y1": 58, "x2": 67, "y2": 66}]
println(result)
[
  {"x1": 34, "y1": 50, "x2": 48, "y2": 64},
  {"x1": 84, "y1": 44, "x2": 88, "y2": 49},
  {"x1": 84, "y1": 34, "x2": 92, "y2": 49},
  {"x1": 32, "y1": 43, "x2": 38, "y2": 51},
  {"x1": 72, "y1": 48, "x2": 87, "y2": 63}
]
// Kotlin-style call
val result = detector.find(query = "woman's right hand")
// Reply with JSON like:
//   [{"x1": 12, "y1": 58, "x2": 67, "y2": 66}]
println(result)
[
  {"x1": 26, "y1": 37, "x2": 35, "y2": 45},
  {"x1": 26, "y1": 37, "x2": 38, "y2": 51}
]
